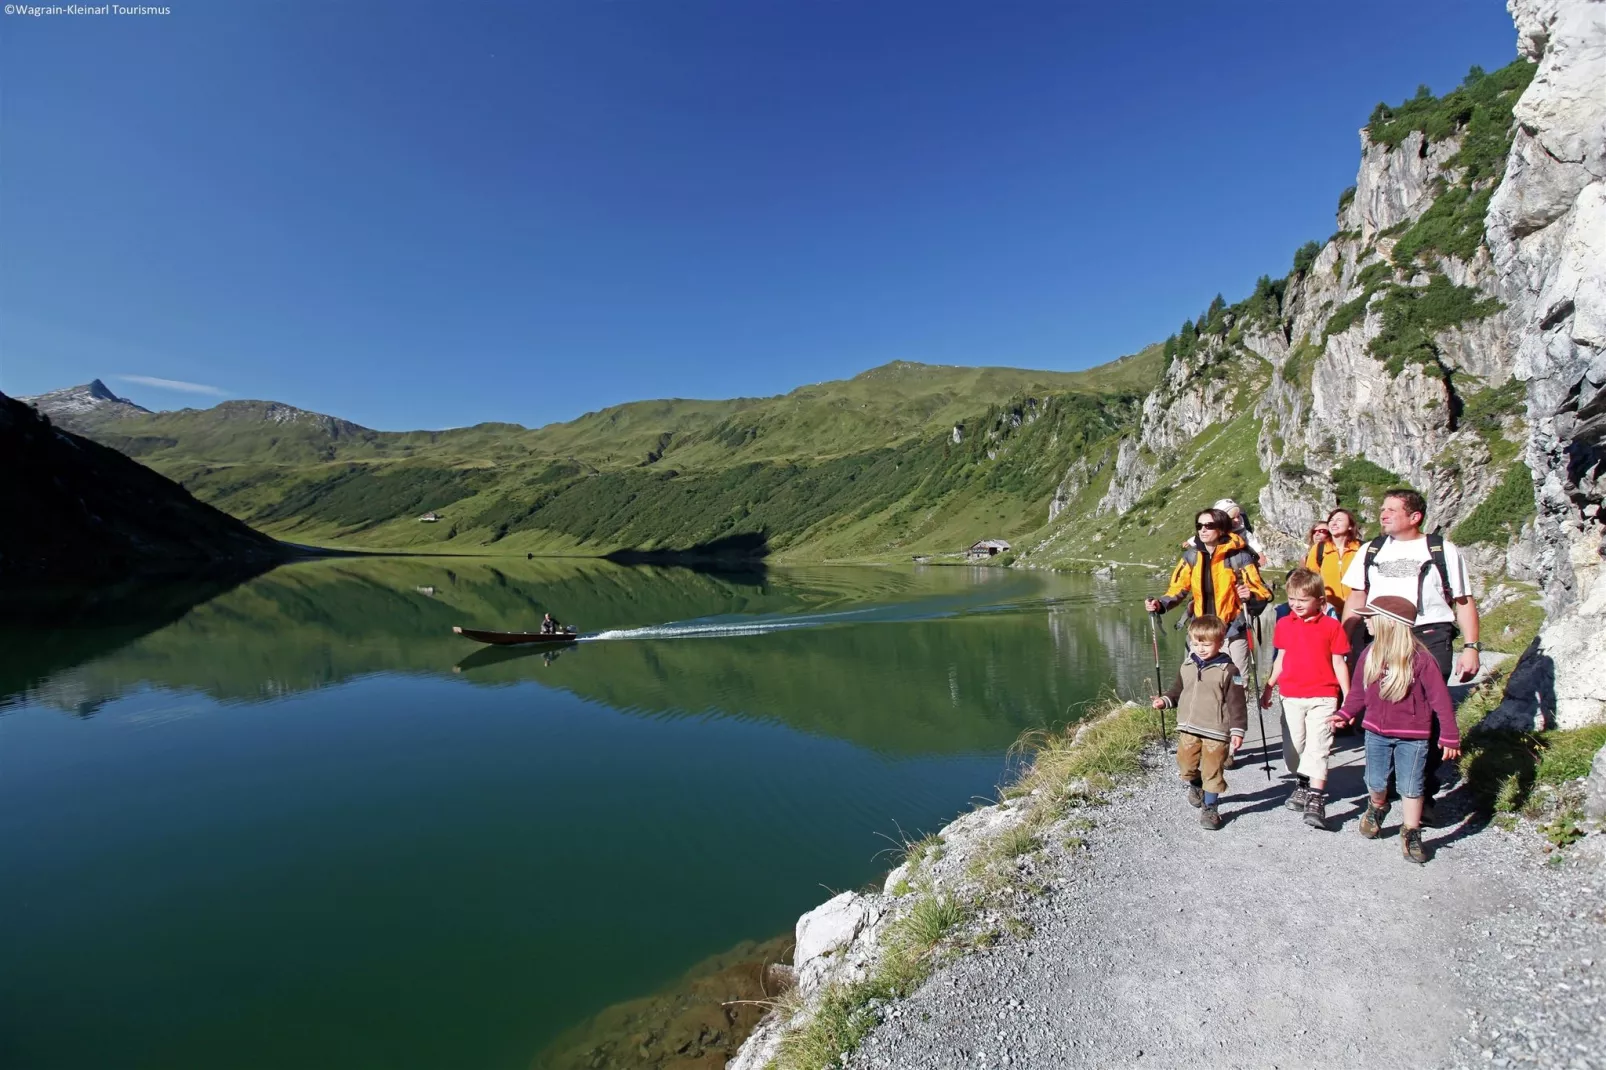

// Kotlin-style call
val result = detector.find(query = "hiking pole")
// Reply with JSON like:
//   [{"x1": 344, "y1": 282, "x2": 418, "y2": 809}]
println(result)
[
  {"x1": 1149, "y1": 610, "x2": 1167, "y2": 748},
  {"x1": 1233, "y1": 568, "x2": 1272, "y2": 781}
]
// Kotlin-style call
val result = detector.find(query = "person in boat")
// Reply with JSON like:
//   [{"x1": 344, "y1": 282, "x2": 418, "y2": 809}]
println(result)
[{"x1": 540, "y1": 613, "x2": 563, "y2": 635}]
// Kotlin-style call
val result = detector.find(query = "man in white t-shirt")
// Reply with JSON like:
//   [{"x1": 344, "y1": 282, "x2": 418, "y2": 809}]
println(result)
[{"x1": 1341, "y1": 488, "x2": 1481, "y2": 811}]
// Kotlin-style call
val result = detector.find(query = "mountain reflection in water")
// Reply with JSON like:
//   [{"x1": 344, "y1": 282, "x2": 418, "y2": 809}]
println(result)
[{"x1": 0, "y1": 557, "x2": 1158, "y2": 1070}]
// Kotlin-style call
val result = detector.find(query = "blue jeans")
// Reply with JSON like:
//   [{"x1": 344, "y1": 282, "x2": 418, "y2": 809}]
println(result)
[{"x1": 1365, "y1": 731, "x2": 1430, "y2": 799}]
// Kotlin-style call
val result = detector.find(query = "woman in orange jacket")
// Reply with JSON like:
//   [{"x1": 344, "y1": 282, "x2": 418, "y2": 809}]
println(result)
[
  {"x1": 1306, "y1": 507, "x2": 1367, "y2": 677},
  {"x1": 1145, "y1": 507, "x2": 1272, "y2": 677},
  {"x1": 1304, "y1": 508, "x2": 1363, "y2": 614}
]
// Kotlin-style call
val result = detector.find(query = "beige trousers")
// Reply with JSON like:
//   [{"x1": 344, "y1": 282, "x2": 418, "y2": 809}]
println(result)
[{"x1": 1282, "y1": 695, "x2": 1338, "y2": 780}]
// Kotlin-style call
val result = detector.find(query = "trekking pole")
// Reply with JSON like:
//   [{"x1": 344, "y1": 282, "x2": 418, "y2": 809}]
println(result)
[
  {"x1": 1149, "y1": 610, "x2": 1167, "y2": 748},
  {"x1": 1233, "y1": 569, "x2": 1272, "y2": 781}
]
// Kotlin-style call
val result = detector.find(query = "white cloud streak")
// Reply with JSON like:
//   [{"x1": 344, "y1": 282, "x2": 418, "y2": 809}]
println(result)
[{"x1": 116, "y1": 374, "x2": 228, "y2": 396}]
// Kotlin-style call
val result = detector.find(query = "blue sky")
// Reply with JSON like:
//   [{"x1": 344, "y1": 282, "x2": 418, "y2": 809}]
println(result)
[{"x1": 2, "y1": 1, "x2": 1518, "y2": 430}]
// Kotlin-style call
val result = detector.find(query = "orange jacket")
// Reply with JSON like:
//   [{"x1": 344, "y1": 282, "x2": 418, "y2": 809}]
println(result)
[
  {"x1": 1159, "y1": 533, "x2": 1271, "y2": 633},
  {"x1": 1304, "y1": 536, "x2": 1361, "y2": 612}
]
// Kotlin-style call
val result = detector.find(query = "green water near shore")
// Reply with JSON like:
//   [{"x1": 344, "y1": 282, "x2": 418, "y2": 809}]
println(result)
[{"x1": 0, "y1": 558, "x2": 1160, "y2": 1069}]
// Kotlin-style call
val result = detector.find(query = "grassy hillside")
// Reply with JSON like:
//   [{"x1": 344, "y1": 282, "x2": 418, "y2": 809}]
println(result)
[{"x1": 56, "y1": 350, "x2": 1166, "y2": 562}]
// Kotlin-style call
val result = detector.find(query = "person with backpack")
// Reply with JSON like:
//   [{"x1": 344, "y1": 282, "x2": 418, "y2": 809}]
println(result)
[
  {"x1": 1146, "y1": 507, "x2": 1272, "y2": 677},
  {"x1": 1213, "y1": 497, "x2": 1265, "y2": 558},
  {"x1": 1151, "y1": 614, "x2": 1247, "y2": 831},
  {"x1": 1306, "y1": 508, "x2": 1363, "y2": 616},
  {"x1": 1340, "y1": 489, "x2": 1480, "y2": 814}
]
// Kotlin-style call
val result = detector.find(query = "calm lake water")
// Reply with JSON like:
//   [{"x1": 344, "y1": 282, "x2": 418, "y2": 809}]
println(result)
[{"x1": 1, "y1": 558, "x2": 1159, "y2": 1070}]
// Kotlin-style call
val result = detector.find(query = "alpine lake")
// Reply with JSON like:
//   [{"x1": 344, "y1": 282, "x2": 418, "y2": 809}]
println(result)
[{"x1": 1, "y1": 557, "x2": 1162, "y2": 1070}]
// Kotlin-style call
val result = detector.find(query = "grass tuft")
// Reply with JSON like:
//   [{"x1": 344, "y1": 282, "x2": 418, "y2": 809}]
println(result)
[
  {"x1": 772, "y1": 887, "x2": 971, "y2": 1070},
  {"x1": 1009, "y1": 694, "x2": 1157, "y2": 801}
]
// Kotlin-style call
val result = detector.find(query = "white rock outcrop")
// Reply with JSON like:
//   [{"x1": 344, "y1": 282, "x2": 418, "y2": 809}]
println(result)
[{"x1": 1486, "y1": 0, "x2": 1606, "y2": 729}]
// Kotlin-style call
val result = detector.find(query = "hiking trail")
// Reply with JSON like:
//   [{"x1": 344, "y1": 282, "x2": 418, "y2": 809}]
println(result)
[{"x1": 838, "y1": 689, "x2": 1606, "y2": 1070}]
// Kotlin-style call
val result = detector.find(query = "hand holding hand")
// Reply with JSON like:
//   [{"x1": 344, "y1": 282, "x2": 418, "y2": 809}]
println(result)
[{"x1": 1329, "y1": 714, "x2": 1352, "y2": 731}]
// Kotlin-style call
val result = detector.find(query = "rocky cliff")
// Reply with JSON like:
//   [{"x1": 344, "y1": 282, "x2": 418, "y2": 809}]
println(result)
[
  {"x1": 1486, "y1": 0, "x2": 1606, "y2": 729},
  {"x1": 1068, "y1": 59, "x2": 1536, "y2": 568},
  {"x1": 1028, "y1": 1, "x2": 1604, "y2": 722}
]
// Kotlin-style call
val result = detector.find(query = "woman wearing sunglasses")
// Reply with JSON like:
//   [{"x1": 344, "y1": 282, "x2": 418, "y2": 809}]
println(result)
[{"x1": 1145, "y1": 507, "x2": 1272, "y2": 677}]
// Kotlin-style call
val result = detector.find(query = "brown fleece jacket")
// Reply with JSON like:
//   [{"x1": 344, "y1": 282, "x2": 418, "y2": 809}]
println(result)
[{"x1": 1160, "y1": 652, "x2": 1248, "y2": 742}]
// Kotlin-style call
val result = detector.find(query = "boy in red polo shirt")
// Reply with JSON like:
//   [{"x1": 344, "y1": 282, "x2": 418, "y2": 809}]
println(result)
[{"x1": 1260, "y1": 568, "x2": 1351, "y2": 829}]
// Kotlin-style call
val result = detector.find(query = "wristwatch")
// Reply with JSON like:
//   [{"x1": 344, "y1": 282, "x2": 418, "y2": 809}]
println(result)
[{"x1": 1464, "y1": 642, "x2": 1482, "y2": 652}]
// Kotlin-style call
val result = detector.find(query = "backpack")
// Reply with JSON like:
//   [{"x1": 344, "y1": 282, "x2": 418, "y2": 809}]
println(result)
[
  {"x1": 1360, "y1": 533, "x2": 1454, "y2": 609},
  {"x1": 1179, "y1": 542, "x2": 1267, "y2": 625}
]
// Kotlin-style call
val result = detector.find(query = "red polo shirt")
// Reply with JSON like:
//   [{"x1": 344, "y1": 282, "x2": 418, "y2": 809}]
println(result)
[{"x1": 1272, "y1": 611, "x2": 1351, "y2": 698}]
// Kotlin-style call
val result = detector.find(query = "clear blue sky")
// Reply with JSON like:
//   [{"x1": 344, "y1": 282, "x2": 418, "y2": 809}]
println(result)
[{"x1": 1, "y1": 0, "x2": 1518, "y2": 431}]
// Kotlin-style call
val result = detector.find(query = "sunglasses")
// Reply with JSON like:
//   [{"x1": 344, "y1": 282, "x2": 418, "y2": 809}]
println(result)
[
  {"x1": 1196, "y1": 522, "x2": 1222, "y2": 530},
  {"x1": 1312, "y1": 529, "x2": 1330, "y2": 537}
]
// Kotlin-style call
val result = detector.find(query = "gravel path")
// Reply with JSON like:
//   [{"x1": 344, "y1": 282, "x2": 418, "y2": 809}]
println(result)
[{"x1": 843, "y1": 703, "x2": 1606, "y2": 1070}]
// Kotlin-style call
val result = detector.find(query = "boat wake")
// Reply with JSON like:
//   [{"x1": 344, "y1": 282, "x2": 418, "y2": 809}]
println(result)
[{"x1": 581, "y1": 602, "x2": 955, "y2": 643}]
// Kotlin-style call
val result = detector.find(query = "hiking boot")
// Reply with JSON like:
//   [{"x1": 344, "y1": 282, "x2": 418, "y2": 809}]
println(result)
[
  {"x1": 1302, "y1": 790, "x2": 1328, "y2": 830},
  {"x1": 1186, "y1": 781, "x2": 1204, "y2": 808},
  {"x1": 1285, "y1": 785, "x2": 1309, "y2": 812},
  {"x1": 1359, "y1": 803, "x2": 1389, "y2": 839},
  {"x1": 1199, "y1": 804, "x2": 1223, "y2": 831},
  {"x1": 1401, "y1": 826, "x2": 1427, "y2": 864}
]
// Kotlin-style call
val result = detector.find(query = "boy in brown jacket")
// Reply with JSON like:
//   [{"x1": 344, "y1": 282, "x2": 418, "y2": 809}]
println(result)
[{"x1": 1151, "y1": 614, "x2": 1248, "y2": 830}]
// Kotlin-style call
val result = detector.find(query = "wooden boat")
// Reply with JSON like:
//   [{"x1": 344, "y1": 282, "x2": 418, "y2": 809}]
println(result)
[{"x1": 452, "y1": 626, "x2": 579, "y2": 646}]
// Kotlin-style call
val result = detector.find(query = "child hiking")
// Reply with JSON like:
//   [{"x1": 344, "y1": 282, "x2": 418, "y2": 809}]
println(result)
[
  {"x1": 1152, "y1": 614, "x2": 1247, "y2": 831},
  {"x1": 1331, "y1": 596, "x2": 1461, "y2": 864},
  {"x1": 1260, "y1": 568, "x2": 1351, "y2": 830}
]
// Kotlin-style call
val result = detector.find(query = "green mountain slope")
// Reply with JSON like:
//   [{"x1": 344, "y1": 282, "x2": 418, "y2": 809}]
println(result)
[{"x1": 45, "y1": 350, "x2": 1164, "y2": 561}]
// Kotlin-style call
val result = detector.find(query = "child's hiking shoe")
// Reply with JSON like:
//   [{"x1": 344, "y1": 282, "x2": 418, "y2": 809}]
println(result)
[
  {"x1": 1401, "y1": 826, "x2": 1427, "y2": 864},
  {"x1": 1285, "y1": 784, "x2": 1309, "y2": 811},
  {"x1": 1359, "y1": 802, "x2": 1388, "y2": 839},
  {"x1": 1186, "y1": 781, "x2": 1204, "y2": 808},
  {"x1": 1199, "y1": 804, "x2": 1223, "y2": 830},
  {"x1": 1302, "y1": 790, "x2": 1328, "y2": 830}
]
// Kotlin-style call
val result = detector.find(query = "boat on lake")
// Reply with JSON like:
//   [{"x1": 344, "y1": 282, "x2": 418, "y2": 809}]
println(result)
[{"x1": 452, "y1": 625, "x2": 579, "y2": 646}]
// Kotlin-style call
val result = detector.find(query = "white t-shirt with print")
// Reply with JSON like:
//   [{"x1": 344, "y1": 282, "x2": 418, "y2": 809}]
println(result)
[{"x1": 1340, "y1": 534, "x2": 1471, "y2": 625}]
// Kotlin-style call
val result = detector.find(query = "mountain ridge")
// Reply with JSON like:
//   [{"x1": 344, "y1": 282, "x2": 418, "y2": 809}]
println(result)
[{"x1": 0, "y1": 389, "x2": 288, "y2": 581}]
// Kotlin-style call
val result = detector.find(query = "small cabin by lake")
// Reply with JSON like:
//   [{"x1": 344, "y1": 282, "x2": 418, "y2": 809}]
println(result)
[{"x1": 967, "y1": 538, "x2": 1011, "y2": 561}]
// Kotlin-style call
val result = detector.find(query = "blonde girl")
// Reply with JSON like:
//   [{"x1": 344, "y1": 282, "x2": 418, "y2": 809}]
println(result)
[{"x1": 1331, "y1": 596, "x2": 1460, "y2": 863}]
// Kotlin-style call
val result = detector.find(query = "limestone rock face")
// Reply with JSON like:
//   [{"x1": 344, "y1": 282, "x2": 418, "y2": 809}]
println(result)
[
  {"x1": 1588, "y1": 740, "x2": 1606, "y2": 822},
  {"x1": 793, "y1": 891, "x2": 882, "y2": 997},
  {"x1": 1342, "y1": 131, "x2": 1466, "y2": 240},
  {"x1": 1096, "y1": 337, "x2": 1241, "y2": 518},
  {"x1": 1095, "y1": 107, "x2": 1522, "y2": 567},
  {"x1": 1486, "y1": 0, "x2": 1606, "y2": 727}
]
